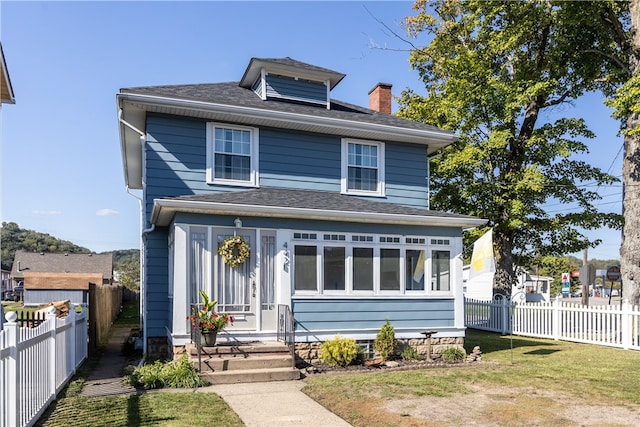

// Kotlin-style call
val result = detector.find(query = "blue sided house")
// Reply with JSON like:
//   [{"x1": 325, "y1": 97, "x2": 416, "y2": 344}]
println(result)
[{"x1": 117, "y1": 57, "x2": 485, "y2": 358}]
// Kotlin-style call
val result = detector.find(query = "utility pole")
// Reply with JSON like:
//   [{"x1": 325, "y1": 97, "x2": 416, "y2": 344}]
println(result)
[{"x1": 581, "y1": 247, "x2": 590, "y2": 306}]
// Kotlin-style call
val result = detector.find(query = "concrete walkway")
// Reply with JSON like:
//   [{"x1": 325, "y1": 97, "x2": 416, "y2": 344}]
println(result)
[
  {"x1": 79, "y1": 327, "x2": 137, "y2": 397},
  {"x1": 79, "y1": 327, "x2": 351, "y2": 425},
  {"x1": 202, "y1": 381, "x2": 351, "y2": 427}
]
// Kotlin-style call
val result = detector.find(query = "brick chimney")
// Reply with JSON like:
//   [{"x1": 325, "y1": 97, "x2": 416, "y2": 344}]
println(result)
[{"x1": 368, "y1": 82, "x2": 392, "y2": 114}]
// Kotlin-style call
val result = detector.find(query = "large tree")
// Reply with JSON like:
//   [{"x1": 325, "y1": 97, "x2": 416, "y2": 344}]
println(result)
[
  {"x1": 397, "y1": 0, "x2": 626, "y2": 294},
  {"x1": 602, "y1": 0, "x2": 640, "y2": 305}
]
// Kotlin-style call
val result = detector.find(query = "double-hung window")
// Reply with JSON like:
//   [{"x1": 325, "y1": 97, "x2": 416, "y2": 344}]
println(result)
[
  {"x1": 341, "y1": 139, "x2": 385, "y2": 196},
  {"x1": 207, "y1": 123, "x2": 258, "y2": 186}
]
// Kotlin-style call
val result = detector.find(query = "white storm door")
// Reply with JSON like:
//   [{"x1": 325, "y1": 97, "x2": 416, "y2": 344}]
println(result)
[{"x1": 214, "y1": 230, "x2": 256, "y2": 329}]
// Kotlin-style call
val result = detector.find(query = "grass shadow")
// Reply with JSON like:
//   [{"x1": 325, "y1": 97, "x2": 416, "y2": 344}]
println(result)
[
  {"x1": 465, "y1": 329, "x2": 560, "y2": 354},
  {"x1": 523, "y1": 348, "x2": 561, "y2": 355}
]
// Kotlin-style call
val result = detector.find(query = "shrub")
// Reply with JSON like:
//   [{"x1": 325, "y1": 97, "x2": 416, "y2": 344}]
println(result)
[
  {"x1": 129, "y1": 354, "x2": 207, "y2": 389},
  {"x1": 440, "y1": 346, "x2": 466, "y2": 363},
  {"x1": 320, "y1": 335, "x2": 361, "y2": 367},
  {"x1": 374, "y1": 319, "x2": 396, "y2": 361},
  {"x1": 400, "y1": 345, "x2": 420, "y2": 361}
]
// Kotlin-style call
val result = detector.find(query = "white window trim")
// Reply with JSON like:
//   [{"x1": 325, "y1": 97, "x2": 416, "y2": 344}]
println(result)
[
  {"x1": 206, "y1": 122, "x2": 259, "y2": 187},
  {"x1": 341, "y1": 138, "x2": 385, "y2": 197},
  {"x1": 291, "y1": 232, "x2": 454, "y2": 297}
]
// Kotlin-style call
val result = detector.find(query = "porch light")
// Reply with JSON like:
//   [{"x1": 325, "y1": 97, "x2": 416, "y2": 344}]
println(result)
[{"x1": 234, "y1": 217, "x2": 242, "y2": 228}]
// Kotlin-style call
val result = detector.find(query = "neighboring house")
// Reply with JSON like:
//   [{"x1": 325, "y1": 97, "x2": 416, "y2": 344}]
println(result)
[
  {"x1": 463, "y1": 265, "x2": 553, "y2": 302},
  {"x1": 0, "y1": 42, "x2": 15, "y2": 106},
  {"x1": 1, "y1": 269, "x2": 10, "y2": 300},
  {"x1": 10, "y1": 251, "x2": 113, "y2": 306},
  {"x1": 117, "y1": 57, "x2": 485, "y2": 357}
]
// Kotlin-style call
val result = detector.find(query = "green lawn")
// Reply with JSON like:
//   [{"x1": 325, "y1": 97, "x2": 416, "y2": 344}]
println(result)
[
  {"x1": 302, "y1": 329, "x2": 640, "y2": 426},
  {"x1": 36, "y1": 299, "x2": 243, "y2": 427},
  {"x1": 37, "y1": 302, "x2": 640, "y2": 426}
]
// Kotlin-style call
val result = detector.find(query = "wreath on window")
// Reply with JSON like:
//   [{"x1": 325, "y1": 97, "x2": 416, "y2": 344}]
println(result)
[{"x1": 218, "y1": 235, "x2": 250, "y2": 268}]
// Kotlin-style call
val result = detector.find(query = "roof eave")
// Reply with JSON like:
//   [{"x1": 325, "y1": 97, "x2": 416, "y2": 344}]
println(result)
[
  {"x1": 117, "y1": 92, "x2": 457, "y2": 191},
  {"x1": 151, "y1": 198, "x2": 487, "y2": 229},
  {"x1": 0, "y1": 43, "x2": 15, "y2": 104}
]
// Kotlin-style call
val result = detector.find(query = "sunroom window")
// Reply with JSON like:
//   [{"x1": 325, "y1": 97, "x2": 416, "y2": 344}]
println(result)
[
  {"x1": 206, "y1": 123, "x2": 258, "y2": 186},
  {"x1": 294, "y1": 245, "x2": 317, "y2": 291},
  {"x1": 292, "y1": 233, "x2": 454, "y2": 295},
  {"x1": 431, "y1": 250, "x2": 451, "y2": 291},
  {"x1": 352, "y1": 247, "x2": 374, "y2": 291}
]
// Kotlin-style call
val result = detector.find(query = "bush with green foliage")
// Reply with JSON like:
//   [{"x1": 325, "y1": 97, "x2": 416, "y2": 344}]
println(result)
[
  {"x1": 440, "y1": 346, "x2": 466, "y2": 363},
  {"x1": 129, "y1": 354, "x2": 207, "y2": 389},
  {"x1": 320, "y1": 335, "x2": 361, "y2": 367},
  {"x1": 374, "y1": 319, "x2": 396, "y2": 361},
  {"x1": 400, "y1": 345, "x2": 420, "y2": 361}
]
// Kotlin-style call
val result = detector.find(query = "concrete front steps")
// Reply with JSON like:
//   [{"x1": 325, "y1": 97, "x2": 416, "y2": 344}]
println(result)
[{"x1": 187, "y1": 341, "x2": 300, "y2": 384}]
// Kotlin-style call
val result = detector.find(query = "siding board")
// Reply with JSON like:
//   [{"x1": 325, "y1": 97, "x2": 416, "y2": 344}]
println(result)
[{"x1": 292, "y1": 298, "x2": 455, "y2": 331}]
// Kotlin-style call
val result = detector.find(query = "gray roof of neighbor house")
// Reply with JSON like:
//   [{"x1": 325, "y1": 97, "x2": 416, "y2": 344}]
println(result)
[
  {"x1": 10, "y1": 251, "x2": 113, "y2": 280},
  {"x1": 151, "y1": 187, "x2": 487, "y2": 228},
  {"x1": 117, "y1": 57, "x2": 457, "y2": 189}
]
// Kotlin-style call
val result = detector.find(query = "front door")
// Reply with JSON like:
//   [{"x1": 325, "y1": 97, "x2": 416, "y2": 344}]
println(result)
[{"x1": 214, "y1": 229, "x2": 256, "y2": 330}]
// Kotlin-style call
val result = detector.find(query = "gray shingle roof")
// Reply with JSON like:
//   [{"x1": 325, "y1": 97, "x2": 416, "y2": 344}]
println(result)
[
  {"x1": 120, "y1": 81, "x2": 449, "y2": 135},
  {"x1": 11, "y1": 251, "x2": 113, "y2": 280},
  {"x1": 167, "y1": 188, "x2": 477, "y2": 220}
]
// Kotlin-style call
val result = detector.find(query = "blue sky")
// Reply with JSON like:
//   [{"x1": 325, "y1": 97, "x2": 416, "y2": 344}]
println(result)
[{"x1": 0, "y1": 1, "x2": 623, "y2": 260}]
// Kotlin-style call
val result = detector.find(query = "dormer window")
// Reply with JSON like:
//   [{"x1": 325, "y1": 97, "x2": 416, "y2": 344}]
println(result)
[{"x1": 260, "y1": 73, "x2": 329, "y2": 107}]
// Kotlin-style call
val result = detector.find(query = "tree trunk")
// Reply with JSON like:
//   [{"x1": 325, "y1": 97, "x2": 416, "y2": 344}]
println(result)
[
  {"x1": 493, "y1": 228, "x2": 517, "y2": 296},
  {"x1": 621, "y1": 123, "x2": 640, "y2": 307},
  {"x1": 620, "y1": 0, "x2": 640, "y2": 307}
]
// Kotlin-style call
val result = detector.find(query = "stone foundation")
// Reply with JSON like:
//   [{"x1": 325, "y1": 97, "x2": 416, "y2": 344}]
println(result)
[
  {"x1": 295, "y1": 342, "x2": 324, "y2": 365},
  {"x1": 172, "y1": 345, "x2": 186, "y2": 359},
  {"x1": 146, "y1": 337, "x2": 170, "y2": 359},
  {"x1": 295, "y1": 336, "x2": 465, "y2": 365}
]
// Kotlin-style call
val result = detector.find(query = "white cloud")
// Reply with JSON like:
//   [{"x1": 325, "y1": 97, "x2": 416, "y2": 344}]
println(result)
[
  {"x1": 96, "y1": 209, "x2": 119, "y2": 217},
  {"x1": 32, "y1": 210, "x2": 62, "y2": 216}
]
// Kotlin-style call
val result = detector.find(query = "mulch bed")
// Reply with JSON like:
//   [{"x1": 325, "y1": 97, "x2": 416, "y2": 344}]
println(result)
[{"x1": 299, "y1": 357, "x2": 485, "y2": 378}]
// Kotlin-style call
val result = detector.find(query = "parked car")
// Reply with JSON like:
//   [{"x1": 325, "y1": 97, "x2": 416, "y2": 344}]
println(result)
[{"x1": 5, "y1": 282, "x2": 24, "y2": 302}]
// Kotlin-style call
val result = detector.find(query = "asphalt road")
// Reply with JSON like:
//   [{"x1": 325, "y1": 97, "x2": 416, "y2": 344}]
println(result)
[{"x1": 562, "y1": 296, "x2": 623, "y2": 306}]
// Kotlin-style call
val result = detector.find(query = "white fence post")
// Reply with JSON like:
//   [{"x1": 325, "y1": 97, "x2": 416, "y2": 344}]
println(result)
[
  {"x1": 622, "y1": 299, "x2": 631, "y2": 350},
  {"x1": 5, "y1": 311, "x2": 19, "y2": 427},
  {"x1": 502, "y1": 298, "x2": 509, "y2": 335},
  {"x1": 552, "y1": 296, "x2": 561, "y2": 340},
  {"x1": 47, "y1": 306, "x2": 57, "y2": 402},
  {"x1": 68, "y1": 304, "x2": 76, "y2": 375}
]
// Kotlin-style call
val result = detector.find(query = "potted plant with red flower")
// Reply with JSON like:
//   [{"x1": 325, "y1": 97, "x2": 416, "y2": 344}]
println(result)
[{"x1": 188, "y1": 290, "x2": 234, "y2": 346}]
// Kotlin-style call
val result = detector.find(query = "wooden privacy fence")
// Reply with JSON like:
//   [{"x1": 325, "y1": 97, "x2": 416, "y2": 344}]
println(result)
[
  {"x1": 464, "y1": 296, "x2": 640, "y2": 351},
  {"x1": 88, "y1": 283, "x2": 123, "y2": 353},
  {"x1": 0, "y1": 305, "x2": 88, "y2": 427}
]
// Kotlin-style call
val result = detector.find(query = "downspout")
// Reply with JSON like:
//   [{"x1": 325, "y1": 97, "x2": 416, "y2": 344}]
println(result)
[{"x1": 119, "y1": 108, "x2": 152, "y2": 357}]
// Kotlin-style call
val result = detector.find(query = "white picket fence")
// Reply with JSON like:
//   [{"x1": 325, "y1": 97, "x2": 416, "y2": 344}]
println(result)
[
  {"x1": 0, "y1": 305, "x2": 88, "y2": 427},
  {"x1": 464, "y1": 296, "x2": 640, "y2": 351}
]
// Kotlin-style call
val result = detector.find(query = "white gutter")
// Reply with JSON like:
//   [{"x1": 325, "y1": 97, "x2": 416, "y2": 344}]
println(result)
[
  {"x1": 117, "y1": 92, "x2": 457, "y2": 145},
  {"x1": 151, "y1": 198, "x2": 487, "y2": 228},
  {"x1": 119, "y1": 112, "x2": 149, "y2": 356}
]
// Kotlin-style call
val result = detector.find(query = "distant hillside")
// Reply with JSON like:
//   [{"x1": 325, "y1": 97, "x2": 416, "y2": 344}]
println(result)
[
  {"x1": 109, "y1": 249, "x2": 140, "y2": 265},
  {"x1": 0, "y1": 221, "x2": 139, "y2": 271}
]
